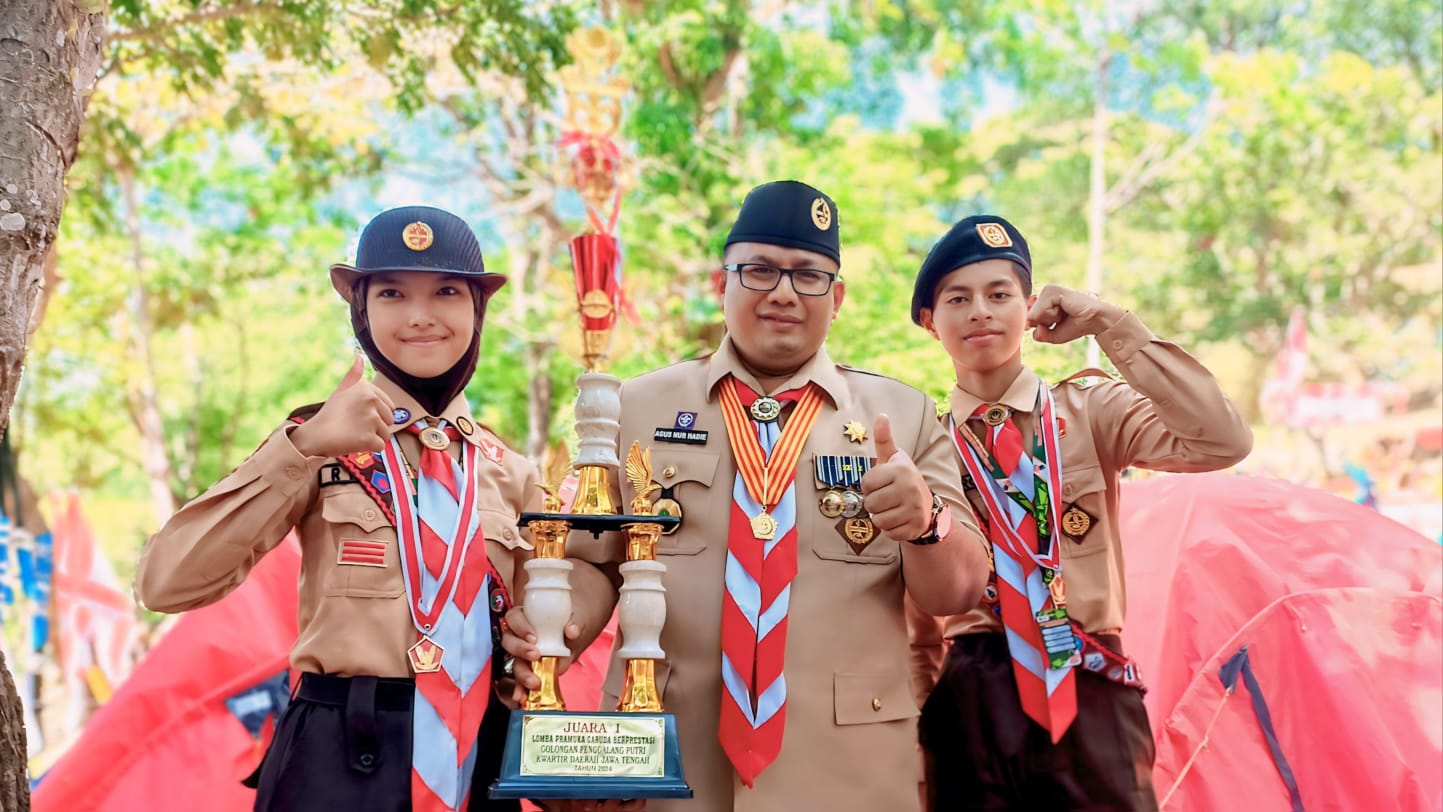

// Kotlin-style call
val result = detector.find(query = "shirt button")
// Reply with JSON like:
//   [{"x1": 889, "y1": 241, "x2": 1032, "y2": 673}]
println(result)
[
  {"x1": 1063, "y1": 484, "x2": 1074, "y2": 497},
  {"x1": 503, "y1": 528, "x2": 514, "y2": 540},
  {"x1": 871, "y1": 697, "x2": 883, "y2": 711},
  {"x1": 1112, "y1": 340, "x2": 1123, "y2": 349},
  {"x1": 662, "y1": 466, "x2": 677, "y2": 479},
  {"x1": 285, "y1": 466, "x2": 301, "y2": 480},
  {"x1": 363, "y1": 509, "x2": 377, "y2": 521}
]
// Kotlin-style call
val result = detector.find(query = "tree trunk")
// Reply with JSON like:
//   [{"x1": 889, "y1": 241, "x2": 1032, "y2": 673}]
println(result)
[
  {"x1": 1083, "y1": 49, "x2": 1110, "y2": 369},
  {"x1": 0, "y1": 2, "x2": 107, "y2": 806}
]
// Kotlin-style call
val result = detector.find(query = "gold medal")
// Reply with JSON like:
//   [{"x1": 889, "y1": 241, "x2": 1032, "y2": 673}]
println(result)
[
  {"x1": 408, "y1": 636, "x2": 445, "y2": 673},
  {"x1": 983, "y1": 405, "x2": 1010, "y2": 426},
  {"x1": 420, "y1": 426, "x2": 450, "y2": 450},
  {"x1": 751, "y1": 511, "x2": 777, "y2": 540},
  {"x1": 749, "y1": 396, "x2": 782, "y2": 422},
  {"x1": 819, "y1": 489, "x2": 845, "y2": 518}
]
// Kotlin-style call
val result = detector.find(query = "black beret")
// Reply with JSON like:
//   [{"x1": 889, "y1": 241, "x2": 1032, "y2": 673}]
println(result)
[
  {"x1": 330, "y1": 205, "x2": 507, "y2": 304},
  {"x1": 724, "y1": 180, "x2": 840, "y2": 264},
  {"x1": 911, "y1": 215, "x2": 1030, "y2": 325}
]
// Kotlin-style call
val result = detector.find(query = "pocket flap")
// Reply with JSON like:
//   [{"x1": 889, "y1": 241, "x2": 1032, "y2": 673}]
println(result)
[
  {"x1": 481, "y1": 508, "x2": 531, "y2": 551},
  {"x1": 651, "y1": 449, "x2": 721, "y2": 489},
  {"x1": 833, "y1": 671, "x2": 918, "y2": 725},
  {"x1": 320, "y1": 490, "x2": 391, "y2": 533},
  {"x1": 1059, "y1": 465, "x2": 1107, "y2": 502}
]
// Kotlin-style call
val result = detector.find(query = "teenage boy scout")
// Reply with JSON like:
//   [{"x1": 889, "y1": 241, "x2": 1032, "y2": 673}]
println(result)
[
  {"x1": 136, "y1": 206, "x2": 537, "y2": 812},
  {"x1": 504, "y1": 181, "x2": 991, "y2": 812},
  {"x1": 909, "y1": 214, "x2": 1253, "y2": 811}
]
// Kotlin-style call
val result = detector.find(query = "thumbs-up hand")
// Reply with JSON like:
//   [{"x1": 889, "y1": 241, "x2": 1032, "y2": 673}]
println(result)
[
  {"x1": 290, "y1": 355, "x2": 398, "y2": 459},
  {"x1": 859, "y1": 414, "x2": 933, "y2": 542}
]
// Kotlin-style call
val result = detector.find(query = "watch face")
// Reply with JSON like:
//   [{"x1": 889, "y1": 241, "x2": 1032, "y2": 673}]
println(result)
[{"x1": 936, "y1": 503, "x2": 953, "y2": 539}]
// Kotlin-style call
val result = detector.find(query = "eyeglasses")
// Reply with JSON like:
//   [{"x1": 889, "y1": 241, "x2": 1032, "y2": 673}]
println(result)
[{"x1": 722, "y1": 263, "x2": 839, "y2": 296}]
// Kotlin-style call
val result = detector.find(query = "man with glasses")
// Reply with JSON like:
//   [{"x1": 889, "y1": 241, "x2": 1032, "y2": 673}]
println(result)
[{"x1": 504, "y1": 180, "x2": 989, "y2": 811}]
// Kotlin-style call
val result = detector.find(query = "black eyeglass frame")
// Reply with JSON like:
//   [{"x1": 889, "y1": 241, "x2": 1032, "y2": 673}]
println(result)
[{"x1": 721, "y1": 263, "x2": 841, "y2": 296}]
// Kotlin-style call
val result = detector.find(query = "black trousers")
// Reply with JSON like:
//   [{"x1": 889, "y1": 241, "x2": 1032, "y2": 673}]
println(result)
[
  {"x1": 919, "y1": 634, "x2": 1158, "y2": 812},
  {"x1": 249, "y1": 673, "x2": 519, "y2": 812}
]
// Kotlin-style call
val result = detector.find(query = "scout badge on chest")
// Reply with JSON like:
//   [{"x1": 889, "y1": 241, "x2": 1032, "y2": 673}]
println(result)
[{"x1": 816, "y1": 454, "x2": 875, "y2": 549}]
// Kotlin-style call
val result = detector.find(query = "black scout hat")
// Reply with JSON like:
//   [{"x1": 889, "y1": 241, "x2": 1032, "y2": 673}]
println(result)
[
  {"x1": 724, "y1": 180, "x2": 841, "y2": 264},
  {"x1": 329, "y1": 205, "x2": 507, "y2": 304},
  {"x1": 910, "y1": 214, "x2": 1031, "y2": 325}
]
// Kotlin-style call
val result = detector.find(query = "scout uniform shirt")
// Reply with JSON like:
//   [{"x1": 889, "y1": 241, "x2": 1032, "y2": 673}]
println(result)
[
  {"x1": 575, "y1": 336, "x2": 982, "y2": 812},
  {"x1": 912, "y1": 312, "x2": 1252, "y2": 680},
  {"x1": 135, "y1": 385, "x2": 540, "y2": 678}
]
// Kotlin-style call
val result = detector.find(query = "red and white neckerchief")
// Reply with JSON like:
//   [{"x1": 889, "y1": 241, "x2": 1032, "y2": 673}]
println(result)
[
  {"x1": 949, "y1": 388, "x2": 1079, "y2": 742},
  {"x1": 715, "y1": 376, "x2": 824, "y2": 787},
  {"x1": 381, "y1": 419, "x2": 497, "y2": 811}
]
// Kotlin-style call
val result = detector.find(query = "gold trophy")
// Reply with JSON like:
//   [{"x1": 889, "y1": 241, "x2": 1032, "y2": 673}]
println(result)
[{"x1": 491, "y1": 25, "x2": 688, "y2": 800}]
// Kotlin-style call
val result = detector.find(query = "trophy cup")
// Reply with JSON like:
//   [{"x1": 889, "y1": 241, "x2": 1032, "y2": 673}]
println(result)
[{"x1": 491, "y1": 26, "x2": 688, "y2": 799}]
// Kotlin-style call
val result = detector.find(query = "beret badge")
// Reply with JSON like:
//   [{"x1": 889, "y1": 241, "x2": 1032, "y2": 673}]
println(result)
[
  {"x1": 810, "y1": 197, "x2": 833, "y2": 231},
  {"x1": 402, "y1": 221, "x2": 435, "y2": 251},
  {"x1": 976, "y1": 222, "x2": 1012, "y2": 248}
]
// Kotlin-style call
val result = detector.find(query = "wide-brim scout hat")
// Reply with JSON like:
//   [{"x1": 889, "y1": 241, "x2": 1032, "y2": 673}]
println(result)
[
  {"x1": 329, "y1": 205, "x2": 507, "y2": 304},
  {"x1": 911, "y1": 214, "x2": 1030, "y2": 325},
  {"x1": 725, "y1": 180, "x2": 841, "y2": 264}
]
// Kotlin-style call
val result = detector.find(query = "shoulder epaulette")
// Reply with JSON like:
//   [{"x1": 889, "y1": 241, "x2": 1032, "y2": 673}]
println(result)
[
  {"x1": 287, "y1": 402, "x2": 325, "y2": 422},
  {"x1": 1058, "y1": 368, "x2": 1115, "y2": 387}
]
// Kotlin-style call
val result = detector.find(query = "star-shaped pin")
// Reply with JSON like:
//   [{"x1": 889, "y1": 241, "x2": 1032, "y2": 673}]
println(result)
[{"x1": 844, "y1": 420, "x2": 868, "y2": 443}]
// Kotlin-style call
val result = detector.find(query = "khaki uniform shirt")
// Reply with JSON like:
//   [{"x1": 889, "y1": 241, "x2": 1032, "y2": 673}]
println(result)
[
  {"x1": 908, "y1": 312, "x2": 1252, "y2": 693},
  {"x1": 135, "y1": 387, "x2": 540, "y2": 678},
  {"x1": 574, "y1": 337, "x2": 981, "y2": 812}
]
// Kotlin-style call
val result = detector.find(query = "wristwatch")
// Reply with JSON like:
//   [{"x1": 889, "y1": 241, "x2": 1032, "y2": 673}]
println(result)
[{"x1": 907, "y1": 492, "x2": 952, "y2": 546}]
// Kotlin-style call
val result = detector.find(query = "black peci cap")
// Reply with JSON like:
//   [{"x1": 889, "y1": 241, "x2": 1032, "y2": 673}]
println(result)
[
  {"x1": 330, "y1": 205, "x2": 507, "y2": 304},
  {"x1": 724, "y1": 180, "x2": 841, "y2": 265},
  {"x1": 911, "y1": 215, "x2": 1031, "y2": 325}
]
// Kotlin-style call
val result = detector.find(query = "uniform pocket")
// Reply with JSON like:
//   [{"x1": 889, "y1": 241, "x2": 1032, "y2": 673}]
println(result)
[
  {"x1": 1057, "y1": 464, "x2": 1108, "y2": 557},
  {"x1": 320, "y1": 491, "x2": 404, "y2": 598},
  {"x1": 809, "y1": 454, "x2": 898, "y2": 566},
  {"x1": 834, "y1": 671, "x2": 918, "y2": 725},
  {"x1": 648, "y1": 448, "x2": 721, "y2": 557}
]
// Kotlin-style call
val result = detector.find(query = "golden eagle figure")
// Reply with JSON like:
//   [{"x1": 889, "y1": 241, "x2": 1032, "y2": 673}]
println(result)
[
  {"x1": 624, "y1": 441, "x2": 661, "y2": 515},
  {"x1": 537, "y1": 439, "x2": 572, "y2": 513}
]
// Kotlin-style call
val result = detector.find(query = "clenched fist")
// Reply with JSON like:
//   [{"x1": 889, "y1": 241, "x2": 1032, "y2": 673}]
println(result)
[
  {"x1": 1026, "y1": 284, "x2": 1126, "y2": 345},
  {"x1": 290, "y1": 355, "x2": 397, "y2": 458}
]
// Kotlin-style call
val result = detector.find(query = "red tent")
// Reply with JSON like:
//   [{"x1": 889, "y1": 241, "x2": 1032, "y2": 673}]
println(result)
[
  {"x1": 33, "y1": 534, "x2": 301, "y2": 812},
  {"x1": 1121, "y1": 473, "x2": 1443, "y2": 811}
]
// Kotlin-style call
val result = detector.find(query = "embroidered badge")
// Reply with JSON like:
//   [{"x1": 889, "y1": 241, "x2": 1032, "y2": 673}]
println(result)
[
  {"x1": 392, "y1": 407, "x2": 411, "y2": 425},
  {"x1": 1058, "y1": 417, "x2": 1067, "y2": 438},
  {"x1": 843, "y1": 421, "x2": 868, "y2": 443},
  {"x1": 338, "y1": 538, "x2": 387, "y2": 567},
  {"x1": 976, "y1": 222, "x2": 1012, "y2": 248},
  {"x1": 674, "y1": 411, "x2": 698, "y2": 429},
  {"x1": 1062, "y1": 504, "x2": 1094, "y2": 542},
  {"x1": 836, "y1": 517, "x2": 877, "y2": 554},
  {"x1": 371, "y1": 471, "x2": 391, "y2": 494},
  {"x1": 479, "y1": 437, "x2": 505, "y2": 465},
  {"x1": 351, "y1": 451, "x2": 375, "y2": 468},
  {"x1": 318, "y1": 463, "x2": 359, "y2": 488}
]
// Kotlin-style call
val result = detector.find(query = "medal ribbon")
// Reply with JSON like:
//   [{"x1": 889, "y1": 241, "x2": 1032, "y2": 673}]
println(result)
[
  {"x1": 382, "y1": 420, "x2": 498, "y2": 811},
  {"x1": 717, "y1": 377, "x2": 824, "y2": 512},
  {"x1": 949, "y1": 388, "x2": 1077, "y2": 742},
  {"x1": 716, "y1": 375, "x2": 823, "y2": 787}
]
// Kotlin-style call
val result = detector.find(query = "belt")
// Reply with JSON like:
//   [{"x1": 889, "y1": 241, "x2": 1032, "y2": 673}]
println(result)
[{"x1": 296, "y1": 672, "x2": 414, "y2": 712}]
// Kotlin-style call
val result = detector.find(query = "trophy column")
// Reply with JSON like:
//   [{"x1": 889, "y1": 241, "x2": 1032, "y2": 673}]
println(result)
[
  {"x1": 617, "y1": 520, "x2": 666, "y2": 713},
  {"x1": 522, "y1": 517, "x2": 574, "y2": 712}
]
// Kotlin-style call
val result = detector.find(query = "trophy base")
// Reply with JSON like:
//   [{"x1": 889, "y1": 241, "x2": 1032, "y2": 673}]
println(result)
[
  {"x1": 489, "y1": 710, "x2": 692, "y2": 800},
  {"x1": 518, "y1": 513, "x2": 680, "y2": 539}
]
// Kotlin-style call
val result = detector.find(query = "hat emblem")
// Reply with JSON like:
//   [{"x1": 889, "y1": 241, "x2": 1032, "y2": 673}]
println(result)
[
  {"x1": 810, "y1": 197, "x2": 832, "y2": 231},
  {"x1": 976, "y1": 222, "x2": 1012, "y2": 248},
  {"x1": 402, "y1": 221, "x2": 435, "y2": 251}
]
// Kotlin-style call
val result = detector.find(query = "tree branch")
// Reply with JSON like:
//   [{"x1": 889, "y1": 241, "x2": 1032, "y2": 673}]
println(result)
[{"x1": 108, "y1": 0, "x2": 282, "y2": 44}]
